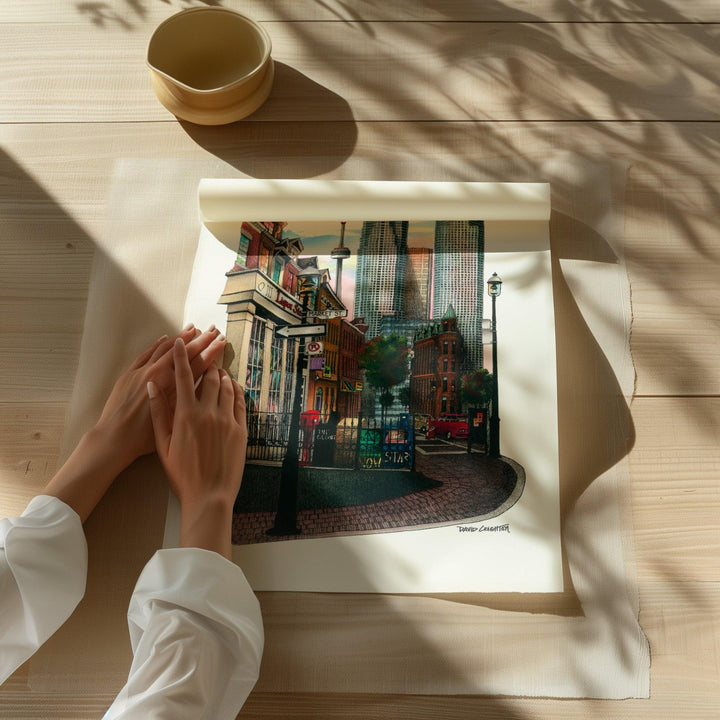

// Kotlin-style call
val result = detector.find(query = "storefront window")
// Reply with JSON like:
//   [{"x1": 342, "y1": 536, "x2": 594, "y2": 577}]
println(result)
[
  {"x1": 272, "y1": 256, "x2": 283, "y2": 283},
  {"x1": 283, "y1": 338, "x2": 296, "y2": 412},
  {"x1": 246, "y1": 317, "x2": 266, "y2": 412},
  {"x1": 259, "y1": 245, "x2": 271, "y2": 276},
  {"x1": 237, "y1": 228, "x2": 250, "y2": 267},
  {"x1": 268, "y1": 332, "x2": 284, "y2": 413}
]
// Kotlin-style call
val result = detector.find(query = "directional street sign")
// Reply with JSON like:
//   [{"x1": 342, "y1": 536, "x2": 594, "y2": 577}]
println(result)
[
  {"x1": 310, "y1": 308, "x2": 347, "y2": 319},
  {"x1": 276, "y1": 324, "x2": 327, "y2": 339}
]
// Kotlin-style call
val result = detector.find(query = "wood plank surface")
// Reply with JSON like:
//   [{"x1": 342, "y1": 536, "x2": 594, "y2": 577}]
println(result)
[
  {"x1": 4, "y1": 0, "x2": 720, "y2": 24},
  {"x1": 1, "y1": 0, "x2": 718, "y2": 717},
  {"x1": 1, "y1": 22, "x2": 719, "y2": 122},
  {"x1": 2, "y1": 121, "x2": 718, "y2": 396}
]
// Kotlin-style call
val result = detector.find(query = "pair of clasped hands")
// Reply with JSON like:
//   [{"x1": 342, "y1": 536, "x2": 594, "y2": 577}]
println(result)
[{"x1": 44, "y1": 325, "x2": 246, "y2": 559}]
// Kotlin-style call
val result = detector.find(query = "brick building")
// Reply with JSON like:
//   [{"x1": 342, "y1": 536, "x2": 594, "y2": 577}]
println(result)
[
  {"x1": 306, "y1": 315, "x2": 367, "y2": 420},
  {"x1": 409, "y1": 304, "x2": 464, "y2": 418}
]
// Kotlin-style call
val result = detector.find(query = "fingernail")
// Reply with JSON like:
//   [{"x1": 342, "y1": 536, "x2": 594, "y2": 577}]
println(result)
[
  {"x1": 158, "y1": 334, "x2": 168, "y2": 342},
  {"x1": 208, "y1": 324, "x2": 216, "y2": 332},
  {"x1": 174, "y1": 337, "x2": 184, "y2": 348},
  {"x1": 217, "y1": 334, "x2": 226, "y2": 342},
  {"x1": 147, "y1": 381, "x2": 157, "y2": 399},
  {"x1": 183, "y1": 322, "x2": 194, "y2": 331}
]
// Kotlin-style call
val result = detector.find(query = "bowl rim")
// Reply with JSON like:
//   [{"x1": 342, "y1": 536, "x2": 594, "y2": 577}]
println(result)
[
  {"x1": 147, "y1": 6, "x2": 273, "y2": 95},
  {"x1": 152, "y1": 58, "x2": 275, "y2": 125}
]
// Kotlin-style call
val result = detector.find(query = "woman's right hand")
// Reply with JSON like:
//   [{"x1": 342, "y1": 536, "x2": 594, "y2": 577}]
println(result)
[{"x1": 148, "y1": 338, "x2": 247, "y2": 558}]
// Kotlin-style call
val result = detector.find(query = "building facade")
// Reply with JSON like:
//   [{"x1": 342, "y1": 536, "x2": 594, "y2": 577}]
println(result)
[
  {"x1": 221, "y1": 222, "x2": 367, "y2": 427},
  {"x1": 306, "y1": 316, "x2": 367, "y2": 420},
  {"x1": 403, "y1": 246, "x2": 433, "y2": 320},
  {"x1": 409, "y1": 305, "x2": 464, "y2": 418},
  {"x1": 354, "y1": 221, "x2": 409, "y2": 339},
  {"x1": 432, "y1": 221, "x2": 485, "y2": 371}
]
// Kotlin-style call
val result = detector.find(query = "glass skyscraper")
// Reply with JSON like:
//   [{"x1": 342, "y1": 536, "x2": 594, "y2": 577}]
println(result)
[
  {"x1": 354, "y1": 221, "x2": 409, "y2": 339},
  {"x1": 432, "y1": 221, "x2": 485, "y2": 370}
]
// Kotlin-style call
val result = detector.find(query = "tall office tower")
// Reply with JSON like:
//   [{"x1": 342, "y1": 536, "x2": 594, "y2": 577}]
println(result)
[
  {"x1": 354, "y1": 221, "x2": 409, "y2": 339},
  {"x1": 403, "y1": 247, "x2": 433, "y2": 320},
  {"x1": 432, "y1": 221, "x2": 485, "y2": 370}
]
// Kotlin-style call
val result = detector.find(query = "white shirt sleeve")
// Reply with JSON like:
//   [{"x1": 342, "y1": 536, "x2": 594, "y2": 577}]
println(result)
[
  {"x1": 0, "y1": 495, "x2": 88, "y2": 685},
  {"x1": 103, "y1": 547, "x2": 264, "y2": 720}
]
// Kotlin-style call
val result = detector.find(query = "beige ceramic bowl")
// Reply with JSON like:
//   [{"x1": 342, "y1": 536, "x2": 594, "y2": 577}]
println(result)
[{"x1": 147, "y1": 7, "x2": 273, "y2": 125}]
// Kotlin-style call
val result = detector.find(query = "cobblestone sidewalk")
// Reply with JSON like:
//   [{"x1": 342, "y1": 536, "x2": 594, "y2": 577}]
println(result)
[{"x1": 232, "y1": 446, "x2": 524, "y2": 545}]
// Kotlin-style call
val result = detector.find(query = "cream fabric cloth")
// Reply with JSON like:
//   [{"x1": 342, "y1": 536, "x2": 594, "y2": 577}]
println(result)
[
  {"x1": 0, "y1": 496, "x2": 264, "y2": 718},
  {"x1": 53, "y1": 159, "x2": 648, "y2": 698}
]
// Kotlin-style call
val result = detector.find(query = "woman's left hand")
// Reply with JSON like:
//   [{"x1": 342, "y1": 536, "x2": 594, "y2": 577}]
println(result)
[{"x1": 95, "y1": 325, "x2": 227, "y2": 470}]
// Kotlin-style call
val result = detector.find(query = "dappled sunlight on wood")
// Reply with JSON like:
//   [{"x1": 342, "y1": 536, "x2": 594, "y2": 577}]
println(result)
[{"x1": 0, "y1": 0, "x2": 718, "y2": 715}]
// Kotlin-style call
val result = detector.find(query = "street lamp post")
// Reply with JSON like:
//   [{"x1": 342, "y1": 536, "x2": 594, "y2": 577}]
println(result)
[
  {"x1": 487, "y1": 273, "x2": 502, "y2": 458},
  {"x1": 267, "y1": 266, "x2": 320, "y2": 536}
]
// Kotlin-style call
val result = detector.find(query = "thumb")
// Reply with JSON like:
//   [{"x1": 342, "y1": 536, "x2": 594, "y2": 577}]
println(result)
[{"x1": 147, "y1": 381, "x2": 171, "y2": 459}]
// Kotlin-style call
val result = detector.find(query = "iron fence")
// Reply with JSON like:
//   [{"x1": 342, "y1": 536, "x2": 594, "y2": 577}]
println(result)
[{"x1": 245, "y1": 412, "x2": 416, "y2": 470}]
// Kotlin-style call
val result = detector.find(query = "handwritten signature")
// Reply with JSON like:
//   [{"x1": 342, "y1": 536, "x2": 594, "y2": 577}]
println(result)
[{"x1": 457, "y1": 524, "x2": 510, "y2": 533}]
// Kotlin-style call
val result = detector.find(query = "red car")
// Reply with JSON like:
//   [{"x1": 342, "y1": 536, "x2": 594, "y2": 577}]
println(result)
[{"x1": 427, "y1": 414, "x2": 468, "y2": 440}]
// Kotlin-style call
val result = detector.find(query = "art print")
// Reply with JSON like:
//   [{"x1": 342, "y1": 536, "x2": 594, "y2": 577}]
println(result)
[
  {"x1": 221, "y1": 220, "x2": 524, "y2": 546},
  {"x1": 173, "y1": 180, "x2": 560, "y2": 593}
]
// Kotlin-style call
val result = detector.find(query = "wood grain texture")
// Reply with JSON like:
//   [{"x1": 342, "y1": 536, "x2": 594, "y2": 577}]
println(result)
[
  {"x1": 629, "y1": 397, "x2": 720, "y2": 582},
  {"x1": 1, "y1": 21, "x2": 719, "y2": 122},
  {"x1": 0, "y1": 403, "x2": 65, "y2": 516},
  {"x1": 4, "y1": 0, "x2": 720, "y2": 24},
  {"x1": 4, "y1": 584, "x2": 718, "y2": 717},
  {"x1": 1, "y1": 120, "x2": 718, "y2": 396}
]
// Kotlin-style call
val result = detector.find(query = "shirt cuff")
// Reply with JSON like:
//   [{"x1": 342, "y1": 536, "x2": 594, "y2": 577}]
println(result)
[{"x1": 0, "y1": 495, "x2": 87, "y2": 683}]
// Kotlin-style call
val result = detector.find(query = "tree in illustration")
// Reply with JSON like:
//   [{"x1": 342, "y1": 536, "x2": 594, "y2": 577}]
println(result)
[
  {"x1": 358, "y1": 334, "x2": 409, "y2": 423},
  {"x1": 461, "y1": 368, "x2": 494, "y2": 408}
]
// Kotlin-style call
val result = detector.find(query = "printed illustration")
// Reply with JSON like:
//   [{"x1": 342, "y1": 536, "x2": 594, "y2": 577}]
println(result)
[{"x1": 217, "y1": 220, "x2": 525, "y2": 545}]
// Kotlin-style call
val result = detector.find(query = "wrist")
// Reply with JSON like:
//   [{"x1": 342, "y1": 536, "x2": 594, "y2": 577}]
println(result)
[
  {"x1": 179, "y1": 493, "x2": 234, "y2": 559},
  {"x1": 43, "y1": 423, "x2": 132, "y2": 523},
  {"x1": 86, "y1": 421, "x2": 135, "y2": 473}
]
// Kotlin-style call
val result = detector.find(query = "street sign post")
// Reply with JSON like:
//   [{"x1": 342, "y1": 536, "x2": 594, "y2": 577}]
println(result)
[{"x1": 276, "y1": 324, "x2": 327, "y2": 338}]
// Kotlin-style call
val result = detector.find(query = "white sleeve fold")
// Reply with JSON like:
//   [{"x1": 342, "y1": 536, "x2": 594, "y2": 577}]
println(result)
[
  {"x1": 0, "y1": 495, "x2": 87, "y2": 684},
  {"x1": 103, "y1": 548, "x2": 264, "y2": 720}
]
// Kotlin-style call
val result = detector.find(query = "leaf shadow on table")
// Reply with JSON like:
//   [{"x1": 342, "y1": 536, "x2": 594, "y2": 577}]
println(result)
[{"x1": 6, "y1": 0, "x2": 719, "y2": 708}]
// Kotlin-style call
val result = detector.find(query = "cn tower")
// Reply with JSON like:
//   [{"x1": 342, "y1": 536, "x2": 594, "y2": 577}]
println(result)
[{"x1": 330, "y1": 220, "x2": 351, "y2": 300}]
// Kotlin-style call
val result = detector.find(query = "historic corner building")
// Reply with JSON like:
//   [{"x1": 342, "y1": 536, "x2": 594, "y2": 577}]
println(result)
[
  {"x1": 409, "y1": 305, "x2": 464, "y2": 418},
  {"x1": 218, "y1": 221, "x2": 366, "y2": 421},
  {"x1": 353, "y1": 219, "x2": 485, "y2": 418}
]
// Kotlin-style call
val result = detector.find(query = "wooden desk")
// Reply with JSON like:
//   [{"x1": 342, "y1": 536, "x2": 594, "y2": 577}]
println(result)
[{"x1": 1, "y1": 2, "x2": 718, "y2": 717}]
